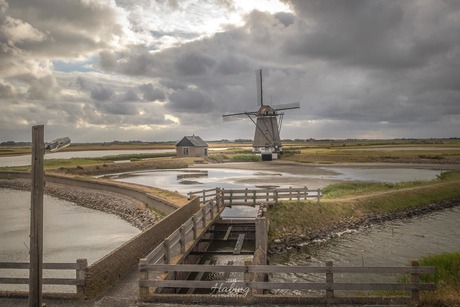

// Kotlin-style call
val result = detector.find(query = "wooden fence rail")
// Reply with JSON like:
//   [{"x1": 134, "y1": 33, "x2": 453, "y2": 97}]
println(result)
[
  {"x1": 139, "y1": 260, "x2": 436, "y2": 304},
  {"x1": 143, "y1": 193, "x2": 224, "y2": 266},
  {"x1": 0, "y1": 259, "x2": 87, "y2": 297},
  {"x1": 188, "y1": 187, "x2": 322, "y2": 206}
]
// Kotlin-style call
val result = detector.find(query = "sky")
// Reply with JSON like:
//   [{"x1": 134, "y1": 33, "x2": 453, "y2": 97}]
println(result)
[{"x1": 1, "y1": 0, "x2": 459, "y2": 143}]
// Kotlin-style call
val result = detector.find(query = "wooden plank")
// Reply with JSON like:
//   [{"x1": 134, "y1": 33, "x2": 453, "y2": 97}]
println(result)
[
  {"x1": 186, "y1": 260, "x2": 211, "y2": 294},
  {"x1": 0, "y1": 262, "x2": 79, "y2": 270},
  {"x1": 222, "y1": 226, "x2": 232, "y2": 240},
  {"x1": 141, "y1": 279, "x2": 436, "y2": 291},
  {"x1": 233, "y1": 234, "x2": 245, "y2": 255},
  {"x1": 222, "y1": 261, "x2": 234, "y2": 281},
  {"x1": 0, "y1": 277, "x2": 81, "y2": 286},
  {"x1": 189, "y1": 251, "x2": 253, "y2": 256},
  {"x1": 141, "y1": 264, "x2": 435, "y2": 275}
]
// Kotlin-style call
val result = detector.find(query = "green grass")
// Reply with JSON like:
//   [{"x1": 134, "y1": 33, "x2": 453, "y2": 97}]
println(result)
[
  {"x1": 268, "y1": 170, "x2": 460, "y2": 239},
  {"x1": 322, "y1": 181, "x2": 426, "y2": 199},
  {"x1": 419, "y1": 252, "x2": 460, "y2": 284},
  {"x1": 230, "y1": 154, "x2": 261, "y2": 162}
]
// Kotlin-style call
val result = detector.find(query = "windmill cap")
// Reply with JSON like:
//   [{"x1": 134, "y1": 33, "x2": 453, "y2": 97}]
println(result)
[{"x1": 257, "y1": 105, "x2": 276, "y2": 116}]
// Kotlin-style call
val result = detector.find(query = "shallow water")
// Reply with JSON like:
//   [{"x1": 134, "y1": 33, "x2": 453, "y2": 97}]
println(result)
[
  {"x1": 0, "y1": 149, "x2": 175, "y2": 167},
  {"x1": 269, "y1": 205, "x2": 460, "y2": 293},
  {"x1": 112, "y1": 167, "x2": 441, "y2": 195},
  {"x1": 0, "y1": 189, "x2": 140, "y2": 292}
]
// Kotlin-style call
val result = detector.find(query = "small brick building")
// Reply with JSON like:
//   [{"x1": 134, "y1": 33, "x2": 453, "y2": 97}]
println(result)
[{"x1": 175, "y1": 135, "x2": 208, "y2": 157}]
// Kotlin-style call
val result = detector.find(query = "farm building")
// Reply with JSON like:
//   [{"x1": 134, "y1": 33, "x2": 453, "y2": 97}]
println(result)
[{"x1": 176, "y1": 135, "x2": 208, "y2": 157}]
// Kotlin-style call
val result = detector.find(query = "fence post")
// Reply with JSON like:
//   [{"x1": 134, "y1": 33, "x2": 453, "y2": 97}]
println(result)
[
  {"x1": 230, "y1": 190, "x2": 233, "y2": 207},
  {"x1": 411, "y1": 260, "x2": 420, "y2": 303},
  {"x1": 326, "y1": 261, "x2": 334, "y2": 299},
  {"x1": 76, "y1": 258, "x2": 87, "y2": 299},
  {"x1": 221, "y1": 188, "x2": 225, "y2": 207},
  {"x1": 210, "y1": 202, "x2": 215, "y2": 220},
  {"x1": 203, "y1": 189, "x2": 206, "y2": 204},
  {"x1": 180, "y1": 225, "x2": 186, "y2": 254},
  {"x1": 316, "y1": 188, "x2": 321, "y2": 203},
  {"x1": 255, "y1": 217, "x2": 268, "y2": 265},
  {"x1": 216, "y1": 188, "x2": 221, "y2": 211},
  {"x1": 244, "y1": 260, "x2": 253, "y2": 299},
  {"x1": 304, "y1": 186, "x2": 308, "y2": 200},
  {"x1": 139, "y1": 258, "x2": 149, "y2": 300},
  {"x1": 297, "y1": 189, "x2": 300, "y2": 201},
  {"x1": 253, "y1": 191, "x2": 256, "y2": 206},
  {"x1": 163, "y1": 238, "x2": 171, "y2": 264},
  {"x1": 192, "y1": 216, "x2": 198, "y2": 240},
  {"x1": 201, "y1": 207, "x2": 207, "y2": 228},
  {"x1": 289, "y1": 187, "x2": 292, "y2": 200},
  {"x1": 245, "y1": 188, "x2": 248, "y2": 204},
  {"x1": 274, "y1": 190, "x2": 278, "y2": 205}
]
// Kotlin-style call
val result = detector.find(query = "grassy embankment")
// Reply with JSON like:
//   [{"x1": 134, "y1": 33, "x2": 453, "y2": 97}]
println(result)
[
  {"x1": 269, "y1": 170, "x2": 460, "y2": 239},
  {"x1": 281, "y1": 139, "x2": 460, "y2": 164},
  {"x1": 269, "y1": 170, "x2": 460, "y2": 306}
]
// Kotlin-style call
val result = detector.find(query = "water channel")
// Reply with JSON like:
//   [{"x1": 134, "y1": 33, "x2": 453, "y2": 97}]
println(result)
[
  {"x1": 1, "y1": 150, "x2": 458, "y2": 294},
  {"x1": 0, "y1": 188, "x2": 140, "y2": 292}
]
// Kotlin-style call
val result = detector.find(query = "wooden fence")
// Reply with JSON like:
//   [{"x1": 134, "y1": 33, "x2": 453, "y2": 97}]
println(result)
[
  {"x1": 0, "y1": 259, "x2": 87, "y2": 298},
  {"x1": 138, "y1": 260, "x2": 436, "y2": 305},
  {"x1": 139, "y1": 190, "x2": 226, "y2": 297},
  {"x1": 188, "y1": 187, "x2": 322, "y2": 206}
]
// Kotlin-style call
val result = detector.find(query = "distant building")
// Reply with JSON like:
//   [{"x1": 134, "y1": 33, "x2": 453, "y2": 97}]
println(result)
[{"x1": 176, "y1": 135, "x2": 208, "y2": 157}]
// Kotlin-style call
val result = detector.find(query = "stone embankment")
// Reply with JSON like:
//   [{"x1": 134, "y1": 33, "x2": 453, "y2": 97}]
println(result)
[
  {"x1": 269, "y1": 198, "x2": 460, "y2": 254},
  {"x1": 0, "y1": 178, "x2": 159, "y2": 230}
]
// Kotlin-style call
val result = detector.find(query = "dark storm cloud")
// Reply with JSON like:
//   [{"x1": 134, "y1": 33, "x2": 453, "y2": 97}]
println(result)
[
  {"x1": 139, "y1": 83, "x2": 165, "y2": 102},
  {"x1": 283, "y1": 0, "x2": 460, "y2": 69},
  {"x1": 175, "y1": 52, "x2": 216, "y2": 75},
  {"x1": 168, "y1": 88, "x2": 215, "y2": 113},
  {"x1": 91, "y1": 85, "x2": 115, "y2": 102},
  {"x1": 5, "y1": 0, "x2": 125, "y2": 57}
]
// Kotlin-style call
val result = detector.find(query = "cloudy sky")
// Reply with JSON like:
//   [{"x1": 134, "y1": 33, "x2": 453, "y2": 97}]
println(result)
[{"x1": 1, "y1": 0, "x2": 459, "y2": 143}]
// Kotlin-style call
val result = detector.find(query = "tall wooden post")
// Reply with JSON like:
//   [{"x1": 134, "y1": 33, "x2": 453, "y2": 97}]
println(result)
[{"x1": 30, "y1": 125, "x2": 44, "y2": 307}]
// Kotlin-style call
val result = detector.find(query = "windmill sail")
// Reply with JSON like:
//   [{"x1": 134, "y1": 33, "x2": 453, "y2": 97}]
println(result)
[{"x1": 272, "y1": 101, "x2": 300, "y2": 111}]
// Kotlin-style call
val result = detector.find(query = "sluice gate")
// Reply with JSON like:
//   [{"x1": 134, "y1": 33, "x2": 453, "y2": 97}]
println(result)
[{"x1": 139, "y1": 187, "x2": 436, "y2": 306}]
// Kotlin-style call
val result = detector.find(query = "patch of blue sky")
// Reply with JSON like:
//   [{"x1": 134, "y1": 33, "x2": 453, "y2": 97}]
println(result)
[{"x1": 53, "y1": 57, "x2": 97, "y2": 73}]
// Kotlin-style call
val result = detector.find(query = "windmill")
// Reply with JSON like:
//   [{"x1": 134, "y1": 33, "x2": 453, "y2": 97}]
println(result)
[{"x1": 223, "y1": 69, "x2": 300, "y2": 160}]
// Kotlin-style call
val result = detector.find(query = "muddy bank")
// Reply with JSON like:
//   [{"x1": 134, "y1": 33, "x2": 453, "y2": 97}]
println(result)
[
  {"x1": 0, "y1": 178, "x2": 159, "y2": 230},
  {"x1": 268, "y1": 198, "x2": 460, "y2": 254}
]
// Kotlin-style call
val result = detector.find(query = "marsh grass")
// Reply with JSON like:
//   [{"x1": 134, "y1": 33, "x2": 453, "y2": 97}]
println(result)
[{"x1": 230, "y1": 154, "x2": 261, "y2": 162}]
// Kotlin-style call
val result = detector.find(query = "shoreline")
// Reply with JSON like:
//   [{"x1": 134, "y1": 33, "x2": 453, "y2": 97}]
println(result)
[
  {"x1": 268, "y1": 198, "x2": 460, "y2": 254},
  {"x1": 0, "y1": 178, "x2": 159, "y2": 231}
]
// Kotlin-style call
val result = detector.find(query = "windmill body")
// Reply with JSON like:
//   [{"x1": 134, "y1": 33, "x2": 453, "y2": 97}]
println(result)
[{"x1": 223, "y1": 69, "x2": 299, "y2": 160}]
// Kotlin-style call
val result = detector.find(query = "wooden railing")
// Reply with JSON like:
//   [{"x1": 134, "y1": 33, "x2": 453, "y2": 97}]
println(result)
[
  {"x1": 138, "y1": 260, "x2": 436, "y2": 305},
  {"x1": 0, "y1": 259, "x2": 87, "y2": 297},
  {"x1": 188, "y1": 187, "x2": 322, "y2": 206},
  {"x1": 139, "y1": 190, "x2": 226, "y2": 298}
]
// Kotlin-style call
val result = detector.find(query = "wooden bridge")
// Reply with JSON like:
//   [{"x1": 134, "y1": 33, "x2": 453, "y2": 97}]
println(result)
[{"x1": 138, "y1": 187, "x2": 436, "y2": 306}]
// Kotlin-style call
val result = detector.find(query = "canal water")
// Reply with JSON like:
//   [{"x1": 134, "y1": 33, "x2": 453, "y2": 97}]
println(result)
[
  {"x1": 268, "y1": 205, "x2": 460, "y2": 295},
  {"x1": 0, "y1": 188, "x2": 140, "y2": 292}
]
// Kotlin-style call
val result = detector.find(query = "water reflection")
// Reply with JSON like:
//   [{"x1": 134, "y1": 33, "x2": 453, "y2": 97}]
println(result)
[{"x1": 0, "y1": 189, "x2": 139, "y2": 264}]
